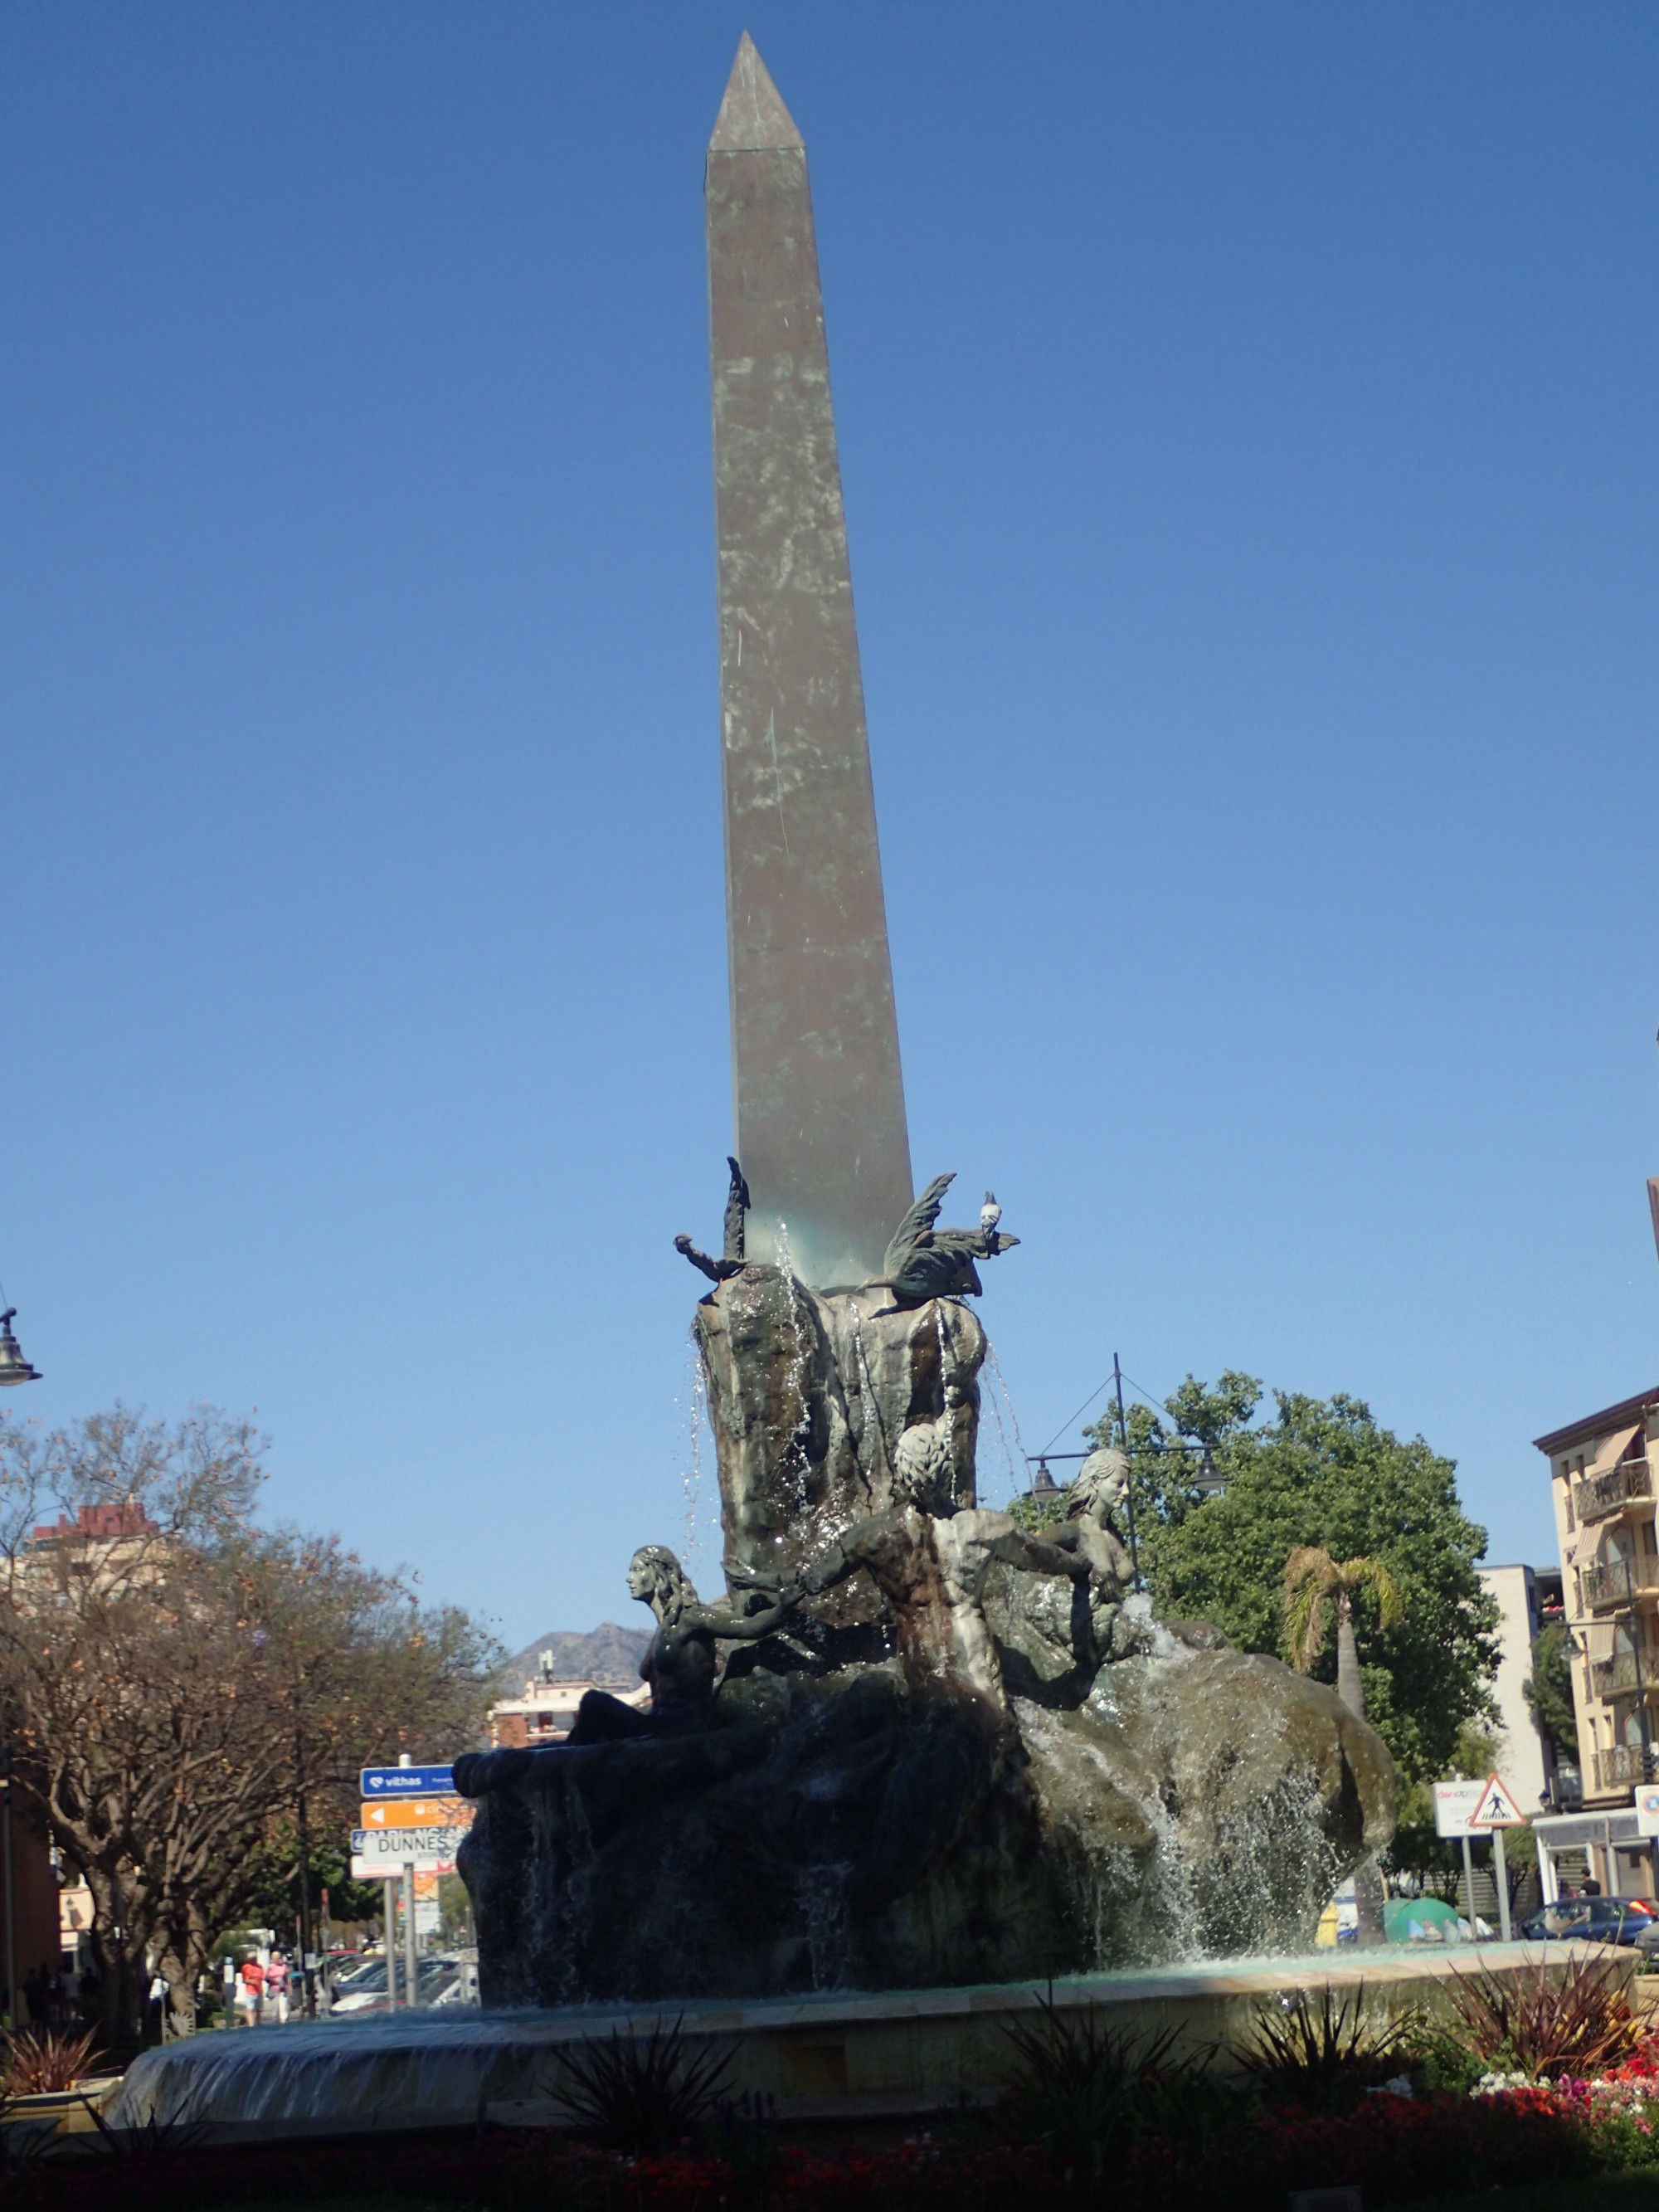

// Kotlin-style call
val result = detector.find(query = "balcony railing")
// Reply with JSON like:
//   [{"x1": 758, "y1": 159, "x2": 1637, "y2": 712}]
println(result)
[
  {"x1": 1593, "y1": 1742, "x2": 1656, "y2": 1791},
  {"x1": 1592, "y1": 1651, "x2": 1648, "y2": 1699},
  {"x1": 1575, "y1": 1456, "x2": 1654, "y2": 1527},
  {"x1": 1581, "y1": 1556, "x2": 1659, "y2": 1612}
]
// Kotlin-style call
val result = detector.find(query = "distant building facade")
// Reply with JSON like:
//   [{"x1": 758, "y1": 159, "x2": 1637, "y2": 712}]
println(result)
[
  {"x1": 1536, "y1": 1387, "x2": 1659, "y2": 1806},
  {"x1": 1477, "y1": 1562, "x2": 1565, "y2": 1811},
  {"x1": 488, "y1": 1651, "x2": 650, "y2": 1748}
]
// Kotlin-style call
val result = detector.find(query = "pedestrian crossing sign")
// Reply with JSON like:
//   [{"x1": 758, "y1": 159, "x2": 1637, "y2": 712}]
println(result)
[{"x1": 1467, "y1": 1772, "x2": 1527, "y2": 1830}]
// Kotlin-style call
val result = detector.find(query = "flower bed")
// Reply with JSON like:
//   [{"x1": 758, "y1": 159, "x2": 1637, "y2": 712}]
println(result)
[{"x1": 7, "y1": 2083, "x2": 1659, "y2": 2212}]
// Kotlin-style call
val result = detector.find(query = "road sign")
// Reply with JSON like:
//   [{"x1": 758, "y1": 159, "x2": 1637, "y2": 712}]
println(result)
[
  {"x1": 358, "y1": 1797, "x2": 470, "y2": 1830},
  {"x1": 1468, "y1": 1772, "x2": 1528, "y2": 1830},
  {"x1": 362, "y1": 1765, "x2": 454, "y2": 1797},
  {"x1": 1433, "y1": 1781, "x2": 1486, "y2": 1839},
  {"x1": 350, "y1": 1823, "x2": 469, "y2": 1878},
  {"x1": 1635, "y1": 1784, "x2": 1659, "y2": 1837}
]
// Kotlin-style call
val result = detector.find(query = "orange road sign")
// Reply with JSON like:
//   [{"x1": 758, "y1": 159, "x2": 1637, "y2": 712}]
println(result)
[{"x1": 358, "y1": 1796, "x2": 471, "y2": 1830}]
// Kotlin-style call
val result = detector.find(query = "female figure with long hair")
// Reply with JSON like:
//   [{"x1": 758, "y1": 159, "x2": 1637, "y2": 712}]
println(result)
[{"x1": 567, "y1": 1544, "x2": 795, "y2": 1742}]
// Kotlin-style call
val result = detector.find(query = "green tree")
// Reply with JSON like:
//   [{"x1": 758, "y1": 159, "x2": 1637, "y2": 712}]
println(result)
[
  {"x1": 1077, "y1": 1371, "x2": 1265, "y2": 1532},
  {"x1": 241, "y1": 1822, "x2": 385, "y2": 1945},
  {"x1": 1141, "y1": 1386, "x2": 1500, "y2": 1786},
  {"x1": 1524, "y1": 1621, "x2": 1576, "y2": 1755}
]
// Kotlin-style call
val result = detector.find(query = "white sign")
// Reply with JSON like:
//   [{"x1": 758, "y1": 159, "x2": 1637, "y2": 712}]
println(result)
[
  {"x1": 1433, "y1": 1780, "x2": 1486, "y2": 1839},
  {"x1": 1635, "y1": 1784, "x2": 1659, "y2": 1837},
  {"x1": 350, "y1": 1823, "x2": 469, "y2": 1878},
  {"x1": 1467, "y1": 1772, "x2": 1528, "y2": 1830}
]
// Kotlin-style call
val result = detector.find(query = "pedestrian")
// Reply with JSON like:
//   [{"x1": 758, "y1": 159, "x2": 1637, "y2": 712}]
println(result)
[
  {"x1": 264, "y1": 1951, "x2": 290, "y2": 2025},
  {"x1": 239, "y1": 1951, "x2": 265, "y2": 2026}
]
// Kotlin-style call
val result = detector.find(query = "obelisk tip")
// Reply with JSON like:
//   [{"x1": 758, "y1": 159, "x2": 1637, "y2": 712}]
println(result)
[{"x1": 709, "y1": 32, "x2": 804, "y2": 153}]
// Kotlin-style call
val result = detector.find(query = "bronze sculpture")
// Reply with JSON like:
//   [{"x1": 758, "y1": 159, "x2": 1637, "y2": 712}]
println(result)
[
  {"x1": 868, "y1": 1172, "x2": 1019, "y2": 1308},
  {"x1": 565, "y1": 1543, "x2": 794, "y2": 1742}
]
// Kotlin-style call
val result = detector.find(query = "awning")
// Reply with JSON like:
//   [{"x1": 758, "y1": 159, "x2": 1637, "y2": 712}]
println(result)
[
  {"x1": 1585, "y1": 1422, "x2": 1646, "y2": 1480},
  {"x1": 1532, "y1": 1810, "x2": 1644, "y2": 1850}
]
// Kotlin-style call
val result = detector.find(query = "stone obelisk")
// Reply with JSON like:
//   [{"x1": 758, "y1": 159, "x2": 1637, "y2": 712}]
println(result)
[{"x1": 707, "y1": 36, "x2": 912, "y2": 1289}]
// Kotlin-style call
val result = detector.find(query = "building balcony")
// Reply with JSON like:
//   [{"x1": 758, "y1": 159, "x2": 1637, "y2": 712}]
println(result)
[
  {"x1": 1575, "y1": 1457, "x2": 1655, "y2": 1527},
  {"x1": 1591, "y1": 1651, "x2": 1654, "y2": 1699},
  {"x1": 1593, "y1": 1742, "x2": 1656, "y2": 1792},
  {"x1": 1581, "y1": 1556, "x2": 1659, "y2": 1612}
]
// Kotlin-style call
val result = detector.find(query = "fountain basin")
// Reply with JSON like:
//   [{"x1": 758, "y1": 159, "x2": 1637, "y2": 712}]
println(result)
[{"x1": 111, "y1": 1944, "x2": 1622, "y2": 2144}]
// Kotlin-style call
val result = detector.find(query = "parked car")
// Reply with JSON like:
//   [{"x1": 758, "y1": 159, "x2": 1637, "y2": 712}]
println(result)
[
  {"x1": 1518, "y1": 1897, "x2": 1659, "y2": 1955},
  {"x1": 328, "y1": 1955, "x2": 465, "y2": 2015}
]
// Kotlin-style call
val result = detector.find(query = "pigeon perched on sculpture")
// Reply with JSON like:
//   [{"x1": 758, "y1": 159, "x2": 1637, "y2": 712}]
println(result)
[{"x1": 869, "y1": 1172, "x2": 1019, "y2": 1308}]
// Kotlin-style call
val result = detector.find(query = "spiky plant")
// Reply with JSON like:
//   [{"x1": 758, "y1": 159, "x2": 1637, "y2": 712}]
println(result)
[
  {"x1": 553, "y1": 2016, "x2": 735, "y2": 2157},
  {"x1": 1236, "y1": 1985, "x2": 1408, "y2": 2110},
  {"x1": 2, "y1": 2026, "x2": 104, "y2": 2096},
  {"x1": 997, "y1": 1991, "x2": 1206, "y2": 2187},
  {"x1": 1447, "y1": 1954, "x2": 1646, "y2": 2082},
  {"x1": 1282, "y1": 1547, "x2": 1402, "y2": 1721}
]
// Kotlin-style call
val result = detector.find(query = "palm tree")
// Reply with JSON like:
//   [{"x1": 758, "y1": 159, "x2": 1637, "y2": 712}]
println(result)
[
  {"x1": 1284, "y1": 1547, "x2": 1403, "y2": 1950},
  {"x1": 1282, "y1": 1547, "x2": 1402, "y2": 1720}
]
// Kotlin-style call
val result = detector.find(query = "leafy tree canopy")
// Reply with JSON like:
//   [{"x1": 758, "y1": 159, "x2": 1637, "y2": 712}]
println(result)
[
  {"x1": 1078, "y1": 1376, "x2": 1499, "y2": 1786},
  {"x1": 1524, "y1": 1620, "x2": 1576, "y2": 1752},
  {"x1": 0, "y1": 1405, "x2": 501, "y2": 2044}
]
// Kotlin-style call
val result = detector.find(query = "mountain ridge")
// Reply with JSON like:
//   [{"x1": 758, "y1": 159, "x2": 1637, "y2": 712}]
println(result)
[{"x1": 500, "y1": 1621, "x2": 649, "y2": 1691}]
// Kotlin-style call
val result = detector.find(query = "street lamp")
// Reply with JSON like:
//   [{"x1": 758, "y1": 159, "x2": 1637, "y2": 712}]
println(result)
[{"x1": 0, "y1": 1310, "x2": 40, "y2": 1387}]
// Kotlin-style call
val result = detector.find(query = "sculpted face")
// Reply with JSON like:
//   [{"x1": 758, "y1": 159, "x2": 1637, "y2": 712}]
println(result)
[
  {"x1": 1073, "y1": 1445, "x2": 1129, "y2": 1518},
  {"x1": 626, "y1": 1552, "x2": 655, "y2": 1601}
]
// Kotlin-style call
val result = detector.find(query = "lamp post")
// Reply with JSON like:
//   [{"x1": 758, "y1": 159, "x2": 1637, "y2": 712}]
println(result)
[{"x1": 0, "y1": 1308, "x2": 41, "y2": 1388}]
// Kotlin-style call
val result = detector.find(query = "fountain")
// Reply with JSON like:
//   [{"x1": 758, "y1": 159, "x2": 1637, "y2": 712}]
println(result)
[
  {"x1": 109, "y1": 37, "x2": 1556, "y2": 2147},
  {"x1": 450, "y1": 1166, "x2": 1392, "y2": 2007}
]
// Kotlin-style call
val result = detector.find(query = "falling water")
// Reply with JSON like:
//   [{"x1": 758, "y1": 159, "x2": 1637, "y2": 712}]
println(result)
[
  {"x1": 844, "y1": 1294, "x2": 893, "y2": 1493},
  {"x1": 979, "y1": 1339, "x2": 1031, "y2": 1506},
  {"x1": 679, "y1": 1330, "x2": 717, "y2": 1581},
  {"x1": 767, "y1": 1220, "x2": 816, "y2": 1513}
]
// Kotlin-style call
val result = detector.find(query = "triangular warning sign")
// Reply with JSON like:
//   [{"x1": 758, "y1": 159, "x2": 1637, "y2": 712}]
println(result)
[{"x1": 1468, "y1": 1772, "x2": 1527, "y2": 1829}]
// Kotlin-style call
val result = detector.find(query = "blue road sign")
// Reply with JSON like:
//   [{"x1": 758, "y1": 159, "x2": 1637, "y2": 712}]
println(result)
[{"x1": 361, "y1": 1764, "x2": 454, "y2": 1796}]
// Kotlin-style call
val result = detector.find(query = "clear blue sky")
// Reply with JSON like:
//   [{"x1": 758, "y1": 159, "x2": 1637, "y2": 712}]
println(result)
[{"x1": 3, "y1": 5, "x2": 1655, "y2": 1654}]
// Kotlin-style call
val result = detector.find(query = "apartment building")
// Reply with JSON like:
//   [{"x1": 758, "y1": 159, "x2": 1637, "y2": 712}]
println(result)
[
  {"x1": 1537, "y1": 1386, "x2": 1659, "y2": 1805},
  {"x1": 1477, "y1": 1562, "x2": 1565, "y2": 1810}
]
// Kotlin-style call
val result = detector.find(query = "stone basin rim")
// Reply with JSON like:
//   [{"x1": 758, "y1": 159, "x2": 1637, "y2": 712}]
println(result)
[{"x1": 120, "y1": 1937, "x2": 1619, "y2": 2065}]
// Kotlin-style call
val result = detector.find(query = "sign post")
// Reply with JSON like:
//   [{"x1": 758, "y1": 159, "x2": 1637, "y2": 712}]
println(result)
[
  {"x1": 1433, "y1": 1781, "x2": 1486, "y2": 1937},
  {"x1": 1467, "y1": 1773, "x2": 1529, "y2": 1943},
  {"x1": 359, "y1": 1760, "x2": 468, "y2": 2006},
  {"x1": 403, "y1": 1860, "x2": 419, "y2": 2004},
  {"x1": 383, "y1": 1878, "x2": 399, "y2": 2010}
]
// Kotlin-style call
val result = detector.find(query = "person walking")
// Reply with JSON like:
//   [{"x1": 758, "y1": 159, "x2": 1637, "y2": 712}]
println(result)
[
  {"x1": 238, "y1": 1952, "x2": 265, "y2": 2026},
  {"x1": 263, "y1": 1951, "x2": 290, "y2": 2024}
]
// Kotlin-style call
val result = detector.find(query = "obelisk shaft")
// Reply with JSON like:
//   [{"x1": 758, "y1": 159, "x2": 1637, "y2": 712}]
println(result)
[{"x1": 706, "y1": 37, "x2": 912, "y2": 1288}]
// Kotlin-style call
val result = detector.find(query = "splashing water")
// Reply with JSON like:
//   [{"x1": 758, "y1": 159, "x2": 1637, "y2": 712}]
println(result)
[{"x1": 1118, "y1": 1590, "x2": 1187, "y2": 1664}]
